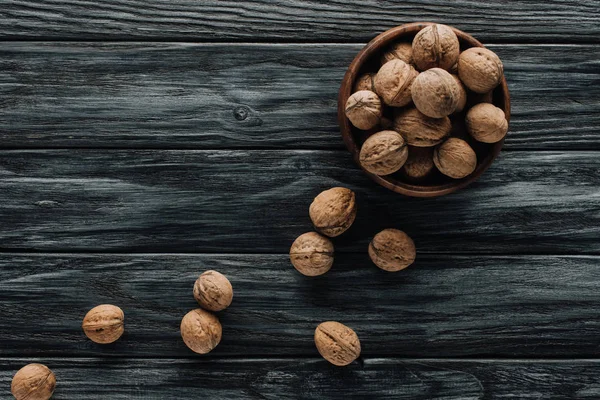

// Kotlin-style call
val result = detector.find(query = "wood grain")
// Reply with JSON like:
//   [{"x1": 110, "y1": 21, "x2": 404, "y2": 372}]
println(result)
[
  {"x1": 1, "y1": 357, "x2": 600, "y2": 399},
  {"x1": 0, "y1": 43, "x2": 598, "y2": 150},
  {"x1": 0, "y1": 150, "x2": 598, "y2": 254},
  {"x1": 2, "y1": 253, "x2": 600, "y2": 357},
  {"x1": 1, "y1": 1, "x2": 598, "y2": 42}
]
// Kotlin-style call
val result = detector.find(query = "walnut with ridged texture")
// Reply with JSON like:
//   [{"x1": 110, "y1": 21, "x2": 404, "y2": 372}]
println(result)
[
  {"x1": 359, "y1": 130, "x2": 408, "y2": 175},
  {"x1": 82, "y1": 304, "x2": 124, "y2": 344},
  {"x1": 369, "y1": 229, "x2": 416, "y2": 272},
  {"x1": 11, "y1": 364, "x2": 56, "y2": 400},
  {"x1": 181, "y1": 308, "x2": 222, "y2": 354},
  {"x1": 402, "y1": 147, "x2": 435, "y2": 181},
  {"x1": 353, "y1": 73, "x2": 376, "y2": 93},
  {"x1": 344, "y1": 90, "x2": 382, "y2": 130},
  {"x1": 458, "y1": 47, "x2": 504, "y2": 94},
  {"x1": 290, "y1": 232, "x2": 334, "y2": 276},
  {"x1": 466, "y1": 103, "x2": 508, "y2": 143},
  {"x1": 374, "y1": 59, "x2": 418, "y2": 107},
  {"x1": 309, "y1": 187, "x2": 356, "y2": 237},
  {"x1": 412, "y1": 24, "x2": 460, "y2": 71},
  {"x1": 393, "y1": 107, "x2": 451, "y2": 147},
  {"x1": 411, "y1": 68, "x2": 460, "y2": 118},
  {"x1": 433, "y1": 138, "x2": 477, "y2": 179},
  {"x1": 194, "y1": 270, "x2": 233, "y2": 311},
  {"x1": 314, "y1": 321, "x2": 361, "y2": 366},
  {"x1": 380, "y1": 42, "x2": 413, "y2": 66},
  {"x1": 452, "y1": 74, "x2": 468, "y2": 113}
]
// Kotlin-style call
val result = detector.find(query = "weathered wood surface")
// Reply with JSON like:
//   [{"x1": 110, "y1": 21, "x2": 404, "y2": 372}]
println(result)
[
  {"x1": 0, "y1": 150, "x2": 598, "y2": 254},
  {"x1": 1, "y1": 1, "x2": 599, "y2": 43},
  {"x1": 1, "y1": 253, "x2": 600, "y2": 357},
  {"x1": 1, "y1": 43, "x2": 598, "y2": 150},
  {"x1": 2, "y1": 358, "x2": 600, "y2": 399}
]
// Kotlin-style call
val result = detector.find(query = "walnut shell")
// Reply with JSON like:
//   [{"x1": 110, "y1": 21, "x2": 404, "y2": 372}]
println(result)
[
  {"x1": 374, "y1": 59, "x2": 418, "y2": 107},
  {"x1": 180, "y1": 308, "x2": 222, "y2": 354},
  {"x1": 458, "y1": 47, "x2": 504, "y2": 94},
  {"x1": 344, "y1": 90, "x2": 382, "y2": 130},
  {"x1": 412, "y1": 24, "x2": 460, "y2": 71},
  {"x1": 466, "y1": 103, "x2": 508, "y2": 143},
  {"x1": 193, "y1": 270, "x2": 233, "y2": 312},
  {"x1": 289, "y1": 232, "x2": 334, "y2": 276},
  {"x1": 401, "y1": 146, "x2": 435, "y2": 181},
  {"x1": 380, "y1": 41, "x2": 413, "y2": 66},
  {"x1": 411, "y1": 68, "x2": 459, "y2": 118},
  {"x1": 393, "y1": 107, "x2": 451, "y2": 147},
  {"x1": 368, "y1": 228, "x2": 416, "y2": 272},
  {"x1": 11, "y1": 364, "x2": 56, "y2": 400},
  {"x1": 82, "y1": 304, "x2": 124, "y2": 344},
  {"x1": 433, "y1": 138, "x2": 477, "y2": 179},
  {"x1": 452, "y1": 74, "x2": 468, "y2": 113},
  {"x1": 353, "y1": 73, "x2": 376, "y2": 93},
  {"x1": 309, "y1": 187, "x2": 356, "y2": 237},
  {"x1": 314, "y1": 321, "x2": 361, "y2": 366},
  {"x1": 359, "y1": 130, "x2": 408, "y2": 176}
]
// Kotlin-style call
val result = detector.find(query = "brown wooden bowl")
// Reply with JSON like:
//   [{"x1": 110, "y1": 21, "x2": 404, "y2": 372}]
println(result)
[{"x1": 338, "y1": 22, "x2": 510, "y2": 197}]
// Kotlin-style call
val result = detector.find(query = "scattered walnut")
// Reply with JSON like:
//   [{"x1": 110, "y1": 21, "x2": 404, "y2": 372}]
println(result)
[
  {"x1": 11, "y1": 364, "x2": 56, "y2": 400},
  {"x1": 369, "y1": 228, "x2": 416, "y2": 272},
  {"x1": 309, "y1": 187, "x2": 357, "y2": 237},
  {"x1": 380, "y1": 41, "x2": 413, "y2": 66},
  {"x1": 412, "y1": 24, "x2": 460, "y2": 71},
  {"x1": 359, "y1": 130, "x2": 408, "y2": 176},
  {"x1": 393, "y1": 107, "x2": 451, "y2": 147},
  {"x1": 374, "y1": 59, "x2": 418, "y2": 107},
  {"x1": 452, "y1": 74, "x2": 468, "y2": 113},
  {"x1": 289, "y1": 232, "x2": 334, "y2": 276},
  {"x1": 433, "y1": 138, "x2": 477, "y2": 179},
  {"x1": 344, "y1": 90, "x2": 382, "y2": 130},
  {"x1": 401, "y1": 146, "x2": 435, "y2": 181},
  {"x1": 458, "y1": 47, "x2": 504, "y2": 93},
  {"x1": 180, "y1": 308, "x2": 222, "y2": 354},
  {"x1": 194, "y1": 270, "x2": 233, "y2": 312},
  {"x1": 353, "y1": 73, "x2": 376, "y2": 93},
  {"x1": 411, "y1": 68, "x2": 460, "y2": 118},
  {"x1": 466, "y1": 103, "x2": 508, "y2": 143},
  {"x1": 82, "y1": 304, "x2": 124, "y2": 344},
  {"x1": 314, "y1": 321, "x2": 361, "y2": 366}
]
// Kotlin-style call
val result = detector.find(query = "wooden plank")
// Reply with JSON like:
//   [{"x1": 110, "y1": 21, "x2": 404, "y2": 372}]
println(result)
[
  {"x1": 1, "y1": 358, "x2": 600, "y2": 399},
  {"x1": 2, "y1": 253, "x2": 600, "y2": 357},
  {"x1": 0, "y1": 43, "x2": 598, "y2": 150},
  {"x1": 0, "y1": 150, "x2": 598, "y2": 254},
  {"x1": 1, "y1": 1, "x2": 598, "y2": 42}
]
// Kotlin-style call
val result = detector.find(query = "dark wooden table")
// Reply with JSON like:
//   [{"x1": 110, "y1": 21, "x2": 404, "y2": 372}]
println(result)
[{"x1": 1, "y1": 1, "x2": 599, "y2": 398}]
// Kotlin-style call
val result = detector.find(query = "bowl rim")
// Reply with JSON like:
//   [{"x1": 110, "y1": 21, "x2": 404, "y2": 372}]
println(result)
[{"x1": 338, "y1": 22, "x2": 511, "y2": 198}]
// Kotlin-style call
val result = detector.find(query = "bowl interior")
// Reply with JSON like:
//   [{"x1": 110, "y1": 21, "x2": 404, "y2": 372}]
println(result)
[{"x1": 338, "y1": 22, "x2": 511, "y2": 197}]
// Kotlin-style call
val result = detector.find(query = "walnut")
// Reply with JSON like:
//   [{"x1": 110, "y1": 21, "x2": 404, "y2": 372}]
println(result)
[
  {"x1": 353, "y1": 73, "x2": 376, "y2": 92},
  {"x1": 289, "y1": 232, "x2": 334, "y2": 276},
  {"x1": 458, "y1": 47, "x2": 504, "y2": 93},
  {"x1": 193, "y1": 270, "x2": 233, "y2": 311},
  {"x1": 452, "y1": 74, "x2": 467, "y2": 113},
  {"x1": 411, "y1": 68, "x2": 460, "y2": 118},
  {"x1": 401, "y1": 146, "x2": 435, "y2": 181},
  {"x1": 368, "y1": 229, "x2": 416, "y2": 272},
  {"x1": 344, "y1": 90, "x2": 382, "y2": 130},
  {"x1": 11, "y1": 364, "x2": 56, "y2": 400},
  {"x1": 309, "y1": 187, "x2": 356, "y2": 237},
  {"x1": 412, "y1": 24, "x2": 460, "y2": 71},
  {"x1": 380, "y1": 41, "x2": 413, "y2": 66},
  {"x1": 180, "y1": 308, "x2": 222, "y2": 354},
  {"x1": 433, "y1": 138, "x2": 477, "y2": 179},
  {"x1": 314, "y1": 321, "x2": 361, "y2": 366},
  {"x1": 82, "y1": 304, "x2": 124, "y2": 344},
  {"x1": 466, "y1": 103, "x2": 508, "y2": 143},
  {"x1": 393, "y1": 107, "x2": 451, "y2": 147},
  {"x1": 374, "y1": 59, "x2": 418, "y2": 107},
  {"x1": 359, "y1": 130, "x2": 408, "y2": 176}
]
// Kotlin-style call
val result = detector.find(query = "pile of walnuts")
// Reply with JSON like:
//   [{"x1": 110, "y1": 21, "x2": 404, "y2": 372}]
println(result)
[{"x1": 345, "y1": 24, "x2": 508, "y2": 181}]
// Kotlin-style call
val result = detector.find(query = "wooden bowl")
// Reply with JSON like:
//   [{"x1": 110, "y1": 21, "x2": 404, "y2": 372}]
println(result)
[{"x1": 338, "y1": 22, "x2": 510, "y2": 197}]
